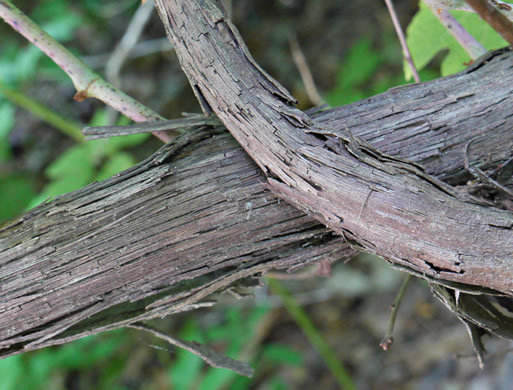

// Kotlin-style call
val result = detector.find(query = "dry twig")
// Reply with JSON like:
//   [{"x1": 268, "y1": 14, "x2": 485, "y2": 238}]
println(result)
[
  {"x1": 289, "y1": 33, "x2": 324, "y2": 106},
  {"x1": 384, "y1": 0, "x2": 421, "y2": 83},
  {"x1": 128, "y1": 322, "x2": 254, "y2": 377}
]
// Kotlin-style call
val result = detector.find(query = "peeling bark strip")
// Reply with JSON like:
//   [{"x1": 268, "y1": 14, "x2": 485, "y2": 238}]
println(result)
[
  {"x1": 155, "y1": 0, "x2": 513, "y2": 292},
  {"x1": 0, "y1": 128, "x2": 350, "y2": 357},
  {"x1": 2, "y1": 40, "x2": 513, "y2": 357}
]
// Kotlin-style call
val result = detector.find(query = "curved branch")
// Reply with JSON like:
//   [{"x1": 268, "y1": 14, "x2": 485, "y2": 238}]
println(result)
[{"x1": 154, "y1": 1, "x2": 513, "y2": 293}]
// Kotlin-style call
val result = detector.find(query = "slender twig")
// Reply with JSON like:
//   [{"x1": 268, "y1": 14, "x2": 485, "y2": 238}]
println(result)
[
  {"x1": 464, "y1": 137, "x2": 513, "y2": 198},
  {"x1": 424, "y1": 0, "x2": 513, "y2": 22},
  {"x1": 288, "y1": 33, "x2": 324, "y2": 106},
  {"x1": 83, "y1": 38, "x2": 173, "y2": 69},
  {"x1": 380, "y1": 274, "x2": 412, "y2": 351},
  {"x1": 106, "y1": 0, "x2": 155, "y2": 87},
  {"x1": 105, "y1": 0, "x2": 155, "y2": 125},
  {"x1": 440, "y1": 9, "x2": 487, "y2": 59},
  {"x1": 128, "y1": 322, "x2": 254, "y2": 377},
  {"x1": 424, "y1": 1, "x2": 487, "y2": 59},
  {"x1": 0, "y1": 0, "x2": 170, "y2": 142},
  {"x1": 465, "y1": 0, "x2": 513, "y2": 45},
  {"x1": 490, "y1": 156, "x2": 513, "y2": 178},
  {"x1": 0, "y1": 80, "x2": 84, "y2": 142},
  {"x1": 83, "y1": 114, "x2": 220, "y2": 139},
  {"x1": 384, "y1": 0, "x2": 421, "y2": 83},
  {"x1": 266, "y1": 265, "x2": 321, "y2": 280}
]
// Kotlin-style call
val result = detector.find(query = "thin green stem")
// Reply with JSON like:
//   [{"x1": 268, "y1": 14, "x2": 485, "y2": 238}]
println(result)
[
  {"x1": 0, "y1": 81, "x2": 84, "y2": 143},
  {"x1": 267, "y1": 278, "x2": 356, "y2": 390},
  {"x1": 0, "y1": 0, "x2": 170, "y2": 142}
]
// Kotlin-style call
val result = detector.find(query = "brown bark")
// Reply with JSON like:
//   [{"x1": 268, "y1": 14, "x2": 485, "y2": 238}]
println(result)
[{"x1": 1, "y1": 5, "x2": 513, "y2": 356}]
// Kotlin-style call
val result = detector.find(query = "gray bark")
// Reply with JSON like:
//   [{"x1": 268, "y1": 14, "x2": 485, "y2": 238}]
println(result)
[
  {"x1": 155, "y1": 0, "x2": 513, "y2": 293},
  {"x1": 1, "y1": 2, "x2": 513, "y2": 357}
]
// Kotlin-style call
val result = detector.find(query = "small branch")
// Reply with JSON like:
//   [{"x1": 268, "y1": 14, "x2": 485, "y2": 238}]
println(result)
[
  {"x1": 288, "y1": 33, "x2": 324, "y2": 106},
  {"x1": 424, "y1": 0, "x2": 474, "y2": 12},
  {"x1": 83, "y1": 38, "x2": 173, "y2": 69},
  {"x1": 0, "y1": 0, "x2": 171, "y2": 142},
  {"x1": 465, "y1": 0, "x2": 513, "y2": 45},
  {"x1": 380, "y1": 274, "x2": 412, "y2": 351},
  {"x1": 425, "y1": 0, "x2": 513, "y2": 23},
  {"x1": 464, "y1": 137, "x2": 513, "y2": 199},
  {"x1": 128, "y1": 322, "x2": 254, "y2": 377},
  {"x1": 105, "y1": 0, "x2": 156, "y2": 125},
  {"x1": 424, "y1": 1, "x2": 487, "y2": 59},
  {"x1": 106, "y1": 0, "x2": 155, "y2": 88},
  {"x1": 439, "y1": 9, "x2": 487, "y2": 58},
  {"x1": 384, "y1": 0, "x2": 421, "y2": 83}
]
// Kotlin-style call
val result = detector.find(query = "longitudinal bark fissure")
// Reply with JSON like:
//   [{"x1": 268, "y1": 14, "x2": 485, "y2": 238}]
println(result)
[{"x1": 155, "y1": 0, "x2": 513, "y2": 293}]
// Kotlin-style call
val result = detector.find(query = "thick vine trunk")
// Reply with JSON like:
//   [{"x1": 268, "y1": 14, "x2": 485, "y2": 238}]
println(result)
[
  {"x1": 1, "y1": 3, "x2": 513, "y2": 357},
  {"x1": 155, "y1": 0, "x2": 513, "y2": 292}
]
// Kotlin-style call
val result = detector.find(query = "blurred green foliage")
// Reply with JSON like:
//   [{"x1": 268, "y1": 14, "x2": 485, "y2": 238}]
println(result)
[
  {"x1": 0, "y1": 330, "x2": 126, "y2": 390},
  {"x1": 326, "y1": 35, "x2": 439, "y2": 107},
  {"x1": 0, "y1": 1, "x2": 149, "y2": 222},
  {"x1": 0, "y1": 306, "x2": 306, "y2": 390},
  {"x1": 168, "y1": 307, "x2": 304, "y2": 390},
  {"x1": 25, "y1": 110, "x2": 148, "y2": 210}
]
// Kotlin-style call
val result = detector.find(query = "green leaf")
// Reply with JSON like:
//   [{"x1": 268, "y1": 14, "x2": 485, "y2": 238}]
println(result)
[
  {"x1": 269, "y1": 376, "x2": 290, "y2": 390},
  {"x1": 26, "y1": 350, "x2": 55, "y2": 388},
  {"x1": 261, "y1": 344, "x2": 303, "y2": 366},
  {"x1": 41, "y1": 15, "x2": 82, "y2": 42},
  {"x1": 95, "y1": 152, "x2": 135, "y2": 181},
  {"x1": 326, "y1": 37, "x2": 384, "y2": 106},
  {"x1": 88, "y1": 108, "x2": 110, "y2": 127},
  {"x1": 199, "y1": 368, "x2": 238, "y2": 390},
  {"x1": 45, "y1": 144, "x2": 95, "y2": 182},
  {"x1": 104, "y1": 133, "x2": 149, "y2": 155},
  {"x1": 228, "y1": 375, "x2": 252, "y2": 390},
  {"x1": 0, "y1": 355, "x2": 24, "y2": 390},
  {"x1": 26, "y1": 144, "x2": 95, "y2": 209},
  {"x1": 169, "y1": 319, "x2": 205, "y2": 389},
  {"x1": 405, "y1": 1, "x2": 508, "y2": 79},
  {"x1": 0, "y1": 174, "x2": 37, "y2": 222},
  {"x1": 0, "y1": 44, "x2": 19, "y2": 83},
  {"x1": 0, "y1": 101, "x2": 15, "y2": 162},
  {"x1": 198, "y1": 307, "x2": 271, "y2": 389},
  {"x1": 32, "y1": 0, "x2": 82, "y2": 41},
  {"x1": 336, "y1": 37, "x2": 383, "y2": 88},
  {"x1": 15, "y1": 46, "x2": 44, "y2": 83},
  {"x1": 405, "y1": 1, "x2": 455, "y2": 79}
]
